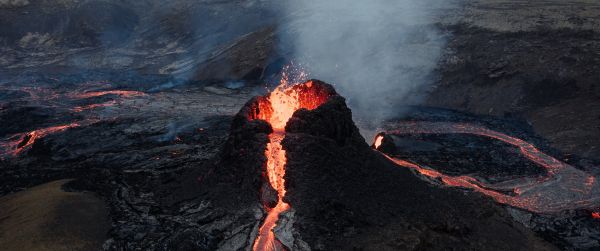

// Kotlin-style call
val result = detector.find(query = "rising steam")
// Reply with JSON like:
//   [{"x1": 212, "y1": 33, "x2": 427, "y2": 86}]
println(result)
[{"x1": 277, "y1": 0, "x2": 455, "y2": 124}]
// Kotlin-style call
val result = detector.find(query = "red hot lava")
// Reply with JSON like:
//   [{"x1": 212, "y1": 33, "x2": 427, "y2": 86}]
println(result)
[
  {"x1": 1, "y1": 123, "x2": 80, "y2": 157},
  {"x1": 373, "y1": 121, "x2": 600, "y2": 214},
  {"x1": 72, "y1": 101, "x2": 118, "y2": 112},
  {"x1": 248, "y1": 79, "x2": 333, "y2": 251},
  {"x1": 373, "y1": 134, "x2": 384, "y2": 149},
  {"x1": 71, "y1": 90, "x2": 145, "y2": 112},
  {"x1": 0, "y1": 84, "x2": 146, "y2": 158},
  {"x1": 70, "y1": 90, "x2": 145, "y2": 99}
]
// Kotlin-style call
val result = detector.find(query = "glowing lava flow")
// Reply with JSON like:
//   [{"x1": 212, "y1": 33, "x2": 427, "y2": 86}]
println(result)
[
  {"x1": 71, "y1": 90, "x2": 145, "y2": 99},
  {"x1": 374, "y1": 121, "x2": 600, "y2": 213},
  {"x1": 254, "y1": 132, "x2": 290, "y2": 251},
  {"x1": 373, "y1": 134, "x2": 384, "y2": 149},
  {"x1": 0, "y1": 85, "x2": 145, "y2": 157},
  {"x1": 70, "y1": 90, "x2": 145, "y2": 112},
  {"x1": 0, "y1": 123, "x2": 81, "y2": 157},
  {"x1": 72, "y1": 100, "x2": 118, "y2": 112},
  {"x1": 251, "y1": 80, "x2": 331, "y2": 251}
]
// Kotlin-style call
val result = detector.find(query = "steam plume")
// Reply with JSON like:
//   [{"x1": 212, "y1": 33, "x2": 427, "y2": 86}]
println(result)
[{"x1": 277, "y1": 0, "x2": 455, "y2": 125}]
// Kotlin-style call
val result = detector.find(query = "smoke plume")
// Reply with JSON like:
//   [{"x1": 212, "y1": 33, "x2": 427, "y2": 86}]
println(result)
[{"x1": 277, "y1": 0, "x2": 456, "y2": 126}]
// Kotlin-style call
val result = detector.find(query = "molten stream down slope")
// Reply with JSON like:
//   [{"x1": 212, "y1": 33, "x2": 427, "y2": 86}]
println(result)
[
  {"x1": 374, "y1": 121, "x2": 600, "y2": 214},
  {"x1": 249, "y1": 80, "x2": 333, "y2": 251}
]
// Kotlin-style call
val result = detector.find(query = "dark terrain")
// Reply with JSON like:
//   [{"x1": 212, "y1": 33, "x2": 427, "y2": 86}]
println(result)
[
  {"x1": 432, "y1": 0, "x2": 600, "y2": 160},
  {"x1": 1, "y1": 0, "x2": 599, "y2": 250},
  {"x1": 281, "y1": 88, "x2": 554, "y2": 250}
]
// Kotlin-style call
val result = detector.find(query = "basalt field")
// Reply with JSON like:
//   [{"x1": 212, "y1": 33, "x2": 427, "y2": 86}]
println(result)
[{"x1": 1, "y1": 1, "x2": 600, "y2": 250}]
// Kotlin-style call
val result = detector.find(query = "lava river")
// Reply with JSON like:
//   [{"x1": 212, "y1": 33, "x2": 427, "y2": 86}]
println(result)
[
  {"x1": 250, "y1": 80, "x2": 331, "y2": 251},
  {"x1": 374, "y1": 121, "x2": 600, "y2": 214},
  {"x1": 0, "y1": 83, "x2": 146, "y2": 158},
  {"x1": 1, "y1": 124, "x2": 77, "y2": 157}
]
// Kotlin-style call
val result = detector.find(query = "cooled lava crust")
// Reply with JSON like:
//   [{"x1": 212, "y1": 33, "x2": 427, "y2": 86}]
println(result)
[{"x1": 207, "y1": 79, "x2": 554, "y2": 250}]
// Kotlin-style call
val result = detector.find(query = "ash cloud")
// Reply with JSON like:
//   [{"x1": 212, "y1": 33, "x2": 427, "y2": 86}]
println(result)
[{"x1": 277, "y1": 0, "x2": 457, "y2": 125}]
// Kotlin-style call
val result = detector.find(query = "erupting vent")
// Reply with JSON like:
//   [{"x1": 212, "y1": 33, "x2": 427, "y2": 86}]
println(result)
[
  {"x1": 249, "y1": 80, "x2": 334, "y2": 251},
  {"x1": 250, "y1": 81, "x2": 333, "y2": 130}
]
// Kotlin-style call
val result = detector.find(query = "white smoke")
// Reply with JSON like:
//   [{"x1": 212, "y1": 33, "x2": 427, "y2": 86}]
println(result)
[{"x1": 277, "y1": 0, "x2": 457, "y2": 125}]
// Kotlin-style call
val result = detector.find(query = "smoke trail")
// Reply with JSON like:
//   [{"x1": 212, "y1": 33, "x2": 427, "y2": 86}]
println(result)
[{"x1": 277, "y1": 0, "x2": 456, "y2": 124}]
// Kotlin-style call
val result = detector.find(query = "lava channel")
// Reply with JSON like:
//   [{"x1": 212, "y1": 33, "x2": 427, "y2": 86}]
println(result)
[
  {"x1": 249, "y1": 79, "x2": 332, "y2": 251},
  {"x1": 0, "y1": 123, "x2": 81, "y2": 157},
  {"x1": 71, "y1": 90, "x2": 146, "y2": 112},
  {"x1": 70, "y1": 90, "x2": 146, "y2": 99},
  {"x1": 374, "y1": 121, "x2": 600, "y2": 213}
]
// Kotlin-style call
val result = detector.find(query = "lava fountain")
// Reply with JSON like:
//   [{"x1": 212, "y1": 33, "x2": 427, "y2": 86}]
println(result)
[{"x1": 247, "y1": 79, "x2": 334, "y2": 251}]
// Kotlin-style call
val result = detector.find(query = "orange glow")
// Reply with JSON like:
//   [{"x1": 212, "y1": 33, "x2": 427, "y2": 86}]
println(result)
[
  {"x1": 253, "y1": 131, "x2": 289, "y2": 251},
  {"x1": 384, "y1": 155, "x2": 531, "y2": 209},
  {"x1": 376, "y1": 121, "x2": 600, "y2": 213},
  {"x1": 253, "y1": 198, "x2": 290, "y2": 251},
  {"x1": 265, "y1": 133, "x2": 287, "y2": 196},
  {"x1": 266, "y1": 85, "x2": 300, "y2": 130},
  {"x1": 251, "y1": 76, "x2": 332, "y2": 251},
  {"x1": 593, "y1": 212, "x2": 600, "y2": 219},
  {"x1": 373, "y1": 134, "x2": 384, "y2": 149},
  {"x1": 253, "y1": 80, "x2": 332, "y2": 130},
  {"x1": 1, "y1": 123, "x2": 81, "y2": 157},
  {"x1": 72, "y1": 90, "x2": 145, "y2": 99},
  {"x1": 72, "y1": 101, "x2": 117, "y2": 112},
  {"x1": 69, "y1": 90, "x2": 145, "y2": 112}
]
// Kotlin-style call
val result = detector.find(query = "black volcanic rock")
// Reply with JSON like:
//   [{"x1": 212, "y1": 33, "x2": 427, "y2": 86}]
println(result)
[
  {"x1": 282, "y1": 82, "x2": 555, "y2": 250},
  {"x1": 0, "y1": 105, "x2": 81, "y2": 137},
  {"x1": 286, "y1": 95, "x2": 363, "y2": 146},
  {"x1": 205, "y1": 97, "x2": 272, "y2": 210},
  {"x1": 377, "y1": 131, "x2": 547, "y2": 183},
  {"x1": 0, "y1": 78, "x2": 560, "y2": 250}
]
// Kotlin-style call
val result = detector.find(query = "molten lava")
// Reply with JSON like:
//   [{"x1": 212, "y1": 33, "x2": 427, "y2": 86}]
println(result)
[
  {"x1": 71, "y1": 90, "x2": 145, "y2": 99},
  {"x1": 373, "y1": 134, "x2": 384, "y2": 149},
  {"x1": 593, "y1": 212, "x2": 600, "y2": 219},
  {"x1": 374, "y1": 121, "x2": 600, "y2": 213},
  {"x1": 72, "y1": 101, "x2": 118, "y2": 112},
  {"x1": 1, "y1": 123, "x2": 80, "y2": 157},
  {"x1": 250, "y1": 80, "x2": 332, "y2": 251},
  {"x1": 70, "y1": 90, "x2": 145, "y2": 112}
]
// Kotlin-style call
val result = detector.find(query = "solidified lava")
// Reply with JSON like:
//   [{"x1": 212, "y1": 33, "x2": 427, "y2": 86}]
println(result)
[
  {"x1": 374, "y1": 122, "x2": 600, "y2": 213},
  {"x1": 1, "y1": 123, "x2": 81, "y2": 157},
  {"x1": 282, "y1": 86, "x2": 553, "y2": 250},
  {"x1": 219, "y1": 79, "x2": 552, "y2": 250},
  {"x1": 70, "y1": 90, "x2": 145, "y2": 99},
  {"x1": 0, "y1": 85, "x2": 148, "y2": 158}
]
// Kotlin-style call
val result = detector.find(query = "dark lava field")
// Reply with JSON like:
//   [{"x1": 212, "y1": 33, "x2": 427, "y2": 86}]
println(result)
[{"x1": 1, "y1": 1, "x2": 599, "y2": 250}]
